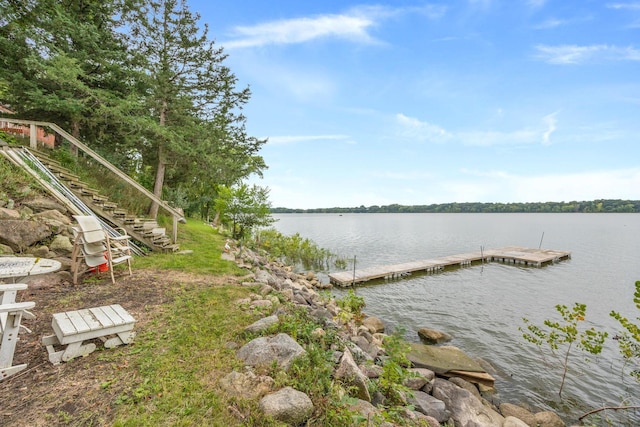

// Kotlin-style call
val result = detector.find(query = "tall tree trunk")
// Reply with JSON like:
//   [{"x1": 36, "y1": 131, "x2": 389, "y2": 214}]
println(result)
[
  {"x1": 148, "y1": 144, "x2": 165, "y2": 218},
  {"x1": 70, "y1": 119, "x2": 80, "y2": 157},
  {"x1": 148, "y1": 100, "x2": 168, "y2": 218}
]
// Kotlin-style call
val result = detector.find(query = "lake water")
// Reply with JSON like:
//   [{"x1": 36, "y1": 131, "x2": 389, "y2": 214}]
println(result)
[{"x1": 271, "y1": 213, "x2": 640, "y2": 424}]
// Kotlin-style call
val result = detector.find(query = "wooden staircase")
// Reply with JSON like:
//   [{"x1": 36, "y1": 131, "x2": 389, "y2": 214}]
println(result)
[{"x1": 31, "y1": 151, "x2": 180, "y2": 253}]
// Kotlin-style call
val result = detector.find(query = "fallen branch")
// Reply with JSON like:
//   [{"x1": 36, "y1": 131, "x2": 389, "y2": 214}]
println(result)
[{"x1": 579, "y1": 405, "x2": 640, "y2": 421}]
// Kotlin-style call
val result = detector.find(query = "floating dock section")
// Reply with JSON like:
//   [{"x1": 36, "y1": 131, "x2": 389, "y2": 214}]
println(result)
[{"x1": 328, "y1": 246, "x2": 571, "y2": 287}]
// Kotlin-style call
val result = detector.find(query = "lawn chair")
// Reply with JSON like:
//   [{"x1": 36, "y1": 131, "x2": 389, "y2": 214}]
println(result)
[
  {"x1": 1, "y1": 284, "x2": 35, "y2": 381},
  {"x1": 70, "y1": 215, "x2": 133, "y2": 285}
]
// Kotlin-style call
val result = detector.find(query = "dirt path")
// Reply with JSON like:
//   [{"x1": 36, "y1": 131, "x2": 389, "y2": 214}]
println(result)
[{"x1": 0, "y1": 268, "x2": 233, "y2": 427}]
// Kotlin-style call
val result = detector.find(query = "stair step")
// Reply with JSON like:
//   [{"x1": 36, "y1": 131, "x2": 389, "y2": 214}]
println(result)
[
  {"x1": 55, "y1": 171, "x2": 80, "y2": 181},
  {"x1": 92, "y1": 194, "x2": 109, "y2": 203},
  {"x1": 113, "y1": 209, "x2": 127, "y2": 217},
  {"x1": 31, "y1": 151, "x2": 61, "y2": 167},
  {"x1": 123, "y1": 216, "x2": 137, "y2": 223},
  {"x1": 102, "y1": 202, "x2": 118, "y2": 210},
  {"x1": 81, "y1": 187, "x2": 100, "y2": 196},
  {"x1": 69, "y1": 181, "x2": 86, "y2": 189}
]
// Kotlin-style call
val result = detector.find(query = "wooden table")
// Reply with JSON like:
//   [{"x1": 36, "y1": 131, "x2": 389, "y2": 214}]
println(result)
[{"x1": 0, "y1": 257, "x2": 61, "y2": 283}]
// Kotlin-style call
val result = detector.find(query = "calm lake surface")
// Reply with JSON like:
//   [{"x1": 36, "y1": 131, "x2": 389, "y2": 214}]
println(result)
[{"x1": 272, "y1": 213, "x2": 640, "y2": 424}]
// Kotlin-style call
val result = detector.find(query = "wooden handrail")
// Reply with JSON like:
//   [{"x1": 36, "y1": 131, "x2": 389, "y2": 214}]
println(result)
[{"x1": 0, "y1": 118, "x2": 185, "y2": 241}]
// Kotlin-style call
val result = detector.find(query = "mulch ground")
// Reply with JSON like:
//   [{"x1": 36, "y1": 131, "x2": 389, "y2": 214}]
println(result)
[{"x1": 0, "y1": 268, "x2": 234, "y2": 427}]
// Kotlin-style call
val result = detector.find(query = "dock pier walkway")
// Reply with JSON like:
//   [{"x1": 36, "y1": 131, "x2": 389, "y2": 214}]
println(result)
[{"x1": 328, "y1": 246, "x2": 571, "y2": 287}]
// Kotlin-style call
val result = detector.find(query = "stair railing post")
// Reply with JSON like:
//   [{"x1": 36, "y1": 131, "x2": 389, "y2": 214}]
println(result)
[
  {"x1": 172, "y1": 216, "x2": 178, "y2": 244},
  {"x1": 30, "y1": 124, "x2": 37, "y2": 149}
]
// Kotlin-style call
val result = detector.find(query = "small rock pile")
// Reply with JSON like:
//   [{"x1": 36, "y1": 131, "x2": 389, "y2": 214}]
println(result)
[
  {"x1": 221, "y1": 245, "x2": 572, "y2": 427},
  {"x1": 0, "y1": 197, "x2": 75, "y2": 285}
]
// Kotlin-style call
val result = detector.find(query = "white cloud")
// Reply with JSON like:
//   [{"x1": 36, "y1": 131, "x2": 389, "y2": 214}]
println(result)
[
  {"x1": 533, "y1": 18, "x2": 567, "y2": 29},
  {"x1": 535, "y1": 44, "x2": 640, "y2": 64},
  {"x1": 607, "y1": 2, "x2": 640, "y2": 10},
  {"x1": 222, "y1": 14, "x2": 378, "y2": 49},
  {"x1": 220, "y1": 5, "x2": 446, "y2": 49},
  {"x1": 541, "y1": 113, "x2": 558, "y2": 145},
  {"x1": 395, "y1": 114, "x2": 452, "y2": 143},
  {"x1": 267, "y1": 135, "x2": 349, "y2": 145},
  {"x1": 527, "y1": 0, "x2": 548, "y2": 8},
  {"x1": 395, "y1": 113, "x2": 557, "y2": 146}
]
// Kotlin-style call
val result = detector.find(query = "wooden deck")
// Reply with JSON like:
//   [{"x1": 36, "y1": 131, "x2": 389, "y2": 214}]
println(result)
[{"x1": 328, "y1": 246, "x2": 571, "y2": 287}]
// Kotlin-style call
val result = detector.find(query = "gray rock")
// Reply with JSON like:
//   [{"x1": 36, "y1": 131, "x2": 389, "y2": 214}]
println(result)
[
  {"x1": 351, "y1": 335, "x2": 380, "y2": 359},
  {"x1": 449, "y1": 376, "x2": 481, "y2": 400},
  {"x1": 417, "y1": 327, "x2": 452, "y2": 344},
  {"x1": 362, "y1": 316, "x2": 385, "y2": 333},
  {"x1": 33, "y1": 209, "x2": 71, "y2": 224},
  {"x1": 432, "y1": 378, "x2": 504, "y2": 427},
  {"x1": 335, "y1": 348, "x2": 371, "y2": 402},
  {"x1": 504, "y1": 416, "x2": 530, "y2": 427},
  {"x1": 219, "y1": 371, "x2": 275, "y2": 399},
  {"x1": 0, "y1": 207, "x2": 20, "y2": 219},
  {"x1": 259, "y1": 387, "x2": 313, "y2": 426},
  {"x1": 244, "y1": 315, "x2": 279, "y2": 334},
  {"x1": 346, "y1": 398, "x2": 379, "y2": 420},
  {"x1": 22, "y1": 197, "x2": 67, "y2": 213},
  {"x1": 49, "y1": 235, "x2": 73, "y2": 254},
  {"x1": 359, "y1": 363, "x2": 383, "y2": 378},
  {"x1": 534, "y1": 410, "x2": 566, "y2": 427},
  {"x1": 255, "y1": 269, "x2": 276, "y2": 286},
  {"x1": 0, "y1": 243, "x2": 14, "y2": 254},
  {"x1": 237, "y1": 333, "x2": 305, "y2": 370},
  {"x1": 499, "y1": 403, "x2": 536, "y2": 426},
  {"x1": 407, "y1": 390, "x2": 451, "y2": 423},
  {"x1": 0, "y1": 219, "x2": 52, "y2": 251},
  {"x1": 405, "y1": 368, "x2": 435, "y2": 390}
]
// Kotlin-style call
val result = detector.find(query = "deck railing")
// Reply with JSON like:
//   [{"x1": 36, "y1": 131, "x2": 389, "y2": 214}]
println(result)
[{"x1": 0, "y1": 118, "x2": 185, "y2": 243}]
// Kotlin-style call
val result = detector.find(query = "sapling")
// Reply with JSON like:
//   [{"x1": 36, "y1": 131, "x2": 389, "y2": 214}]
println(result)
[{"x1": 520, "y1": 302, "x2": 608, "y2": 398}]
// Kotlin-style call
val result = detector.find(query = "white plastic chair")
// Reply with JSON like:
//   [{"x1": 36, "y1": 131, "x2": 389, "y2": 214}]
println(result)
[{"x1": 70, "y1": 215, "x2": 133, "y2": 284}]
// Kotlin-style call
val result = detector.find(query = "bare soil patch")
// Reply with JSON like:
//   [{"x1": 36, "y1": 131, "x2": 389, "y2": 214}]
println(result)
[{"x1": 0, "y1": 268, "x2": 236, "y2": 427}]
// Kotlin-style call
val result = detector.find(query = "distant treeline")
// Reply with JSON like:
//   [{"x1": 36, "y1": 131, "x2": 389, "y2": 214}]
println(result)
[{"x1": 272, "y1": 199, "x2": 640, "y2": 214}]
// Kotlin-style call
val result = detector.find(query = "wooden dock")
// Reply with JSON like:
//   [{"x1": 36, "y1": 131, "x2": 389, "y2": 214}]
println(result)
[{"x1": 328, "y1": 246, "x2": 571, "y2": 287}]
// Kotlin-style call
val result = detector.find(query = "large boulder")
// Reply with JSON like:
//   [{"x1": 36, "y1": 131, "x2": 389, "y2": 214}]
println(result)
[
  {"x1": 259, "y1": 387, "x2": 313, "y2": 426},
  {"x1": 0, "y1": 219, "x2": 52, "y2": 251},
  {"x1": 335, "y1": 348, "x2": 371, "y2": 402},
  {"x1": 236, "y1": 333, "x2": 305, "y2": 370},
  {"x1": 22, "y1": 197, "x2": 67, "y2": 213},
  {"x1": 431, "y1": 378, "x2": 504, "y2": 427},
  {"x1": 407, "y1": 390, "x2": 450, "y2": 423},
  {"x1": 244, "y1": 315, "x2": 279, "y2": 334}
]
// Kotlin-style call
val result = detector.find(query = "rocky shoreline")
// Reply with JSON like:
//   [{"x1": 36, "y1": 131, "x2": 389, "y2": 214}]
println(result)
[
  {"x1": 0, "y1": 198, "x2": 572, "y2": 426},
  {"x1": 221, "y1": 244, "x2": 571, "y2": 427}
]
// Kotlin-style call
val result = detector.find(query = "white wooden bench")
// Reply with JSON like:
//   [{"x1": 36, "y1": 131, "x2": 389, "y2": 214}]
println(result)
[{"x1": 43, "y1": 304, "x2": 136, "y2": 364}]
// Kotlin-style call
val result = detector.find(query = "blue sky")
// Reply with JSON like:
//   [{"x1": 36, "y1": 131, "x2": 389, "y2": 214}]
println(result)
[{"x1": 191, "y1": 0, "x2": 640, "y2": 209}]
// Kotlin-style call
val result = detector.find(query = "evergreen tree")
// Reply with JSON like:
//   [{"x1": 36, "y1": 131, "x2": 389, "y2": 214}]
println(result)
[{"x1": 130, "y1": 0, "x2": 265, "y2": 218}]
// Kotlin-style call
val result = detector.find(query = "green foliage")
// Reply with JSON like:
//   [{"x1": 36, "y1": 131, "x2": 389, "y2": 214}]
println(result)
[
  {"x1": 336, "y1": 289, "x2": 366, "y2": 323},
  {"x1": 377, "y1": 328, "x2": 414, "y2": 407},
  {"x1": 215, "y1": 183, "x2": 275, "y2": 240},
  {"x1": 250, "y1": 228, "x2": 347, "y2": 271},
  {"x1": 521, "y1": 303, "x2": 608, "y2": 398},
  {"x1": 610, "y1": 281, "x2": 640, "y2": 382},
  {"x1": 272, "y1": 199, "x2": 640, "y2": 213}
]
